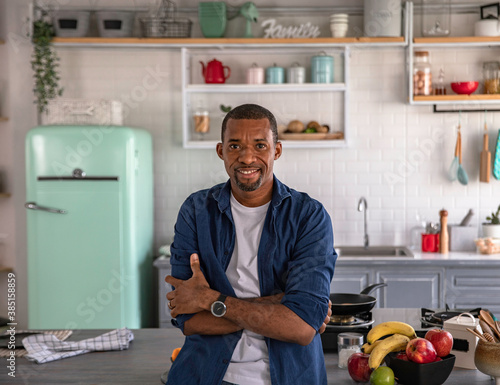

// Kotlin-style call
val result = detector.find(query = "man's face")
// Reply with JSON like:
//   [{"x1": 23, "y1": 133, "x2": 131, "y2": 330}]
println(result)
[{"x1": 216, "y1": 118, "x2": 282, "y2": 205}]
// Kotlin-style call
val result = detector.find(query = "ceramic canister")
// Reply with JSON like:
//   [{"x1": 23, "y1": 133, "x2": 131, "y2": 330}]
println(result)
[
  {"x1": 364, "y1": 0, "x2": 401, "y2": 37},
  {"x1": 311, "y1": 52, "x2": 334, "y2": 83},
  {"x1": 246, "y1": 63, "x2": 265, "y2": 84},
  {"x1": 287, "y1": 62, "x2": 306, "y2": 84},
  {"x1": 266, "y1": 64, "x2": 285, "y2": 84}
]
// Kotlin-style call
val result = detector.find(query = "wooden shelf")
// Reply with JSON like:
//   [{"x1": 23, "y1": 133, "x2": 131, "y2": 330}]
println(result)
[
  {"x1": 414, "y1": 94, "x2": 500, "y2": 102},
  {"x1": 0, "y1": 266, "x2": 13, "y2": 273},
  {"x1": 52, "y1": 36, "x2": 405, "y2": 47},
  {"x1": 0, "y1": 193, "x2": 11, "y2": 198},
  {"x1": 0, "y1": 117, "x2": 8, "y2": 122},
  {"x1": 414, "y1": 36, "x2": 500, "y2": 44}
]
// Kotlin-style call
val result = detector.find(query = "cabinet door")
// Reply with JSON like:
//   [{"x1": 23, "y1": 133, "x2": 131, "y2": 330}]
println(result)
[
  {"x1": 445, "y1": 268, "x2": 500, "y2": 314},
  {"x1": 331, "y1": 267, "x2": 371, "y2": 295},
  {"x1": 375, "y1": 268, "x2": 443, "y2": 308},
  {"x1": 155, "y1": 261, "x2": 172, "y2": 328}
]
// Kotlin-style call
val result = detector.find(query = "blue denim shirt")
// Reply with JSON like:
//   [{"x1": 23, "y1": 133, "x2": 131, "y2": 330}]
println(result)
[{"x1": 166, "y1": 176, "x2": 337, "y2": 385}]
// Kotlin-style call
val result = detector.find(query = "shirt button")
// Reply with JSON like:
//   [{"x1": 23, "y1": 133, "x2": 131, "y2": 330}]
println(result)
[{"x1": 222, "y1": 359, "x2": 229, "y2": 364}]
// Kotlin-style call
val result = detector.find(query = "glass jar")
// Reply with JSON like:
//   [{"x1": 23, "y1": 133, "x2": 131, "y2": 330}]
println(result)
[
  {"x1": 337, "y1": 332, "x2": 364, "y2": 368},
  {"x1": 413, "y1": 51, "x2": 432, "y2": 96},
  {"x1": 422, "y1": 0, "x2": 451, "y2": 37},
  {"x1": 193, "y1": 104, "x2": 210, "y2": 136},
  {"x1": 483, "y1": 61, "x2": 500, "y2": 94}
]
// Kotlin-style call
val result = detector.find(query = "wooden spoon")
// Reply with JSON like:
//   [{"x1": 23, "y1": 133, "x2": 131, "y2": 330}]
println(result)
[
  {"x1": 466, "y1": 327, "x2": 488, "y2": 342},
  {"x1": 480, "y1": 319, "x2": 500, "y2": 343},
  {"x1": 480, "y1": 310, "x2": 500, "y2": 340}
]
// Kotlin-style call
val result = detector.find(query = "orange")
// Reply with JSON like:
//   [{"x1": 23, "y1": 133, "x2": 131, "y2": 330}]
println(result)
[{"x1": 171, "y1": 347, "x2": 181, "y2": 362}]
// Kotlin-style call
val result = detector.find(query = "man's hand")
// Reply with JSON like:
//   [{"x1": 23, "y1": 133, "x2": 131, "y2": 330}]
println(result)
[
  {"x1": 318, "y1": 299, "x2": 332, "y2": 334},
  {"x1": 165, "y1": 253, "x2": 217, "y2": 318}
]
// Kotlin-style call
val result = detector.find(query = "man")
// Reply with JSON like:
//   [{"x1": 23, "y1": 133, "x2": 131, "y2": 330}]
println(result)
[{"x1": 165, "y1": 104, "x2": 337, "y2": 385}]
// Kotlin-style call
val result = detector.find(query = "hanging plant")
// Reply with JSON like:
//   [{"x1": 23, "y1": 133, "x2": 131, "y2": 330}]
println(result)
[{"x1": 31, "y1": 9, "x2": 63, "y2": 114}]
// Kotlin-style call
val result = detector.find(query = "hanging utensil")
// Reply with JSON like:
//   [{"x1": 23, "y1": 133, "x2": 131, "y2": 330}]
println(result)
[
  {"x1": 457, "y1": 126, "x2": 469, "y2": 185},
  {"x1": 480, "y1": 113, "x2": 491, "y2": 183},
  {"x1": 448, "y1": 127, "x2": 459, "y2": 181},
  {"x1": 494, "y1": 129, "x2": 500, "y2": 180}
]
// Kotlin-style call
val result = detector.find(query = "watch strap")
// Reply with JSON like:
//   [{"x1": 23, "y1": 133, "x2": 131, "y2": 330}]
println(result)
[{"x1": 216, "y1": 294, "x2": 227, "y2": 303}]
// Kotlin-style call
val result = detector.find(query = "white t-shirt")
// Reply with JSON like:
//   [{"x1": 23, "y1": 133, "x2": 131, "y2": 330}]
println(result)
[{"x1": 222, "y1": 193, "x2": 271, "y2": 385}]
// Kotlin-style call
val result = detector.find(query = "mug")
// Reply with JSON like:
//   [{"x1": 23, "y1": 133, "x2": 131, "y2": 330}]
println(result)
[
  {"x1": 266, "y1": 64, "x2": 285, "y2": 84},
  {"x1": 311, "y1": 52, "x2": 334, "y2": 83},
  {"x1": 246, "y1": 63, "x2": 264, "y2": 84},
  {"x1": 287, "y1": 62, "x2": 306, "y2": 84}
]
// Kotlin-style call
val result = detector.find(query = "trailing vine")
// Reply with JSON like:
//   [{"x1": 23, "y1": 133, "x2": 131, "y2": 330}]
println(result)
[{"x1": 31, "y1": 9, "x2": 63, "y2": 114}]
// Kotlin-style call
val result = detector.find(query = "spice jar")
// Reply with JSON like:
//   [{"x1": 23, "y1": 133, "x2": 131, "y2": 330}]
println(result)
[
  {"x1": 413, "y1": 51, "x2": 432, "y2": 96},
  {"x1": 483, "y1": 61, "x2": 500, "y2": 94},
  {"x1": 337, "y1": 332, "x2": 363, "y2": 368}
]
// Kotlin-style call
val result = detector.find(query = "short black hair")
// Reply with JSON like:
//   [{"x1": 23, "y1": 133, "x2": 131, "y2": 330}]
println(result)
[{"x1": 221, "y1": 104, "x2": 278, "y2": 145}]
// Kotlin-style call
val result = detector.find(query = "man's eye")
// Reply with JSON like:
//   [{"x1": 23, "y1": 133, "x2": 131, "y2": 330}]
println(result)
[
  {"x1": 257, "y1": 144, "x2": 267, "y2": 149},
  {"x1": 229, "y1": 144, "x2": 239, "y2": 150}
]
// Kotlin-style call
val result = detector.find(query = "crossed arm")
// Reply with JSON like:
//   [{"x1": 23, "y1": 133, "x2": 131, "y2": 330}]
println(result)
[{"x1": 165, "y1": 253, "x2": 332, "y2": 346}]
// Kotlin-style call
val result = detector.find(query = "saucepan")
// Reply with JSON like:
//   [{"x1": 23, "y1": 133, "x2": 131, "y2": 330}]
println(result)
[{"x1": 330, "y1": 283, "x2": 387, "y2": 315}]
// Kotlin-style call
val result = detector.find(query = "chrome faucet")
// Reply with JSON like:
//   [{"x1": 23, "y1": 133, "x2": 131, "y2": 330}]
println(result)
[{"x1": 358, "y1": 197, "x2": 369, "y2": 248}]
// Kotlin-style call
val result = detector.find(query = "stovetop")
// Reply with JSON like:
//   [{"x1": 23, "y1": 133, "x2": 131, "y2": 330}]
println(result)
[{"x1": 321, "y1": 307, "x2": 482, "y2": 352}]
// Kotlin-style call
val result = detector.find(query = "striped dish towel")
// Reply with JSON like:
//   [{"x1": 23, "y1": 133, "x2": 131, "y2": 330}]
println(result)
[
  {"x1": 23, "y1": 327, "x2": 134, "y2": 364},
  {"x1": 494, "y1": 129, "x2": 500, "y2": 180}
]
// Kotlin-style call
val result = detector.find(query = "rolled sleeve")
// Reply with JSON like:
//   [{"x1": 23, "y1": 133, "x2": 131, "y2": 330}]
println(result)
[{"x1": 281, "y1": 204, "x2": 337, "y2": 331}]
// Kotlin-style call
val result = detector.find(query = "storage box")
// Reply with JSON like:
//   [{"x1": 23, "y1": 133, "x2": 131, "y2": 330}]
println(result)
[
  {"x1": 52, "y1": 11, "x2": 90, "y2": 38},
  {"x1": 448, "y1": 225, "x2": 478, "y2": 252},
  {"x1": 96, "y1": 11, "x2": 135, "y2": 38},
  {"x1": 41, "y1": 99, "x2": 123, "y2": 126},
  {"x1": 443, "y1": 313, "x2": 480, "y2": 369}
]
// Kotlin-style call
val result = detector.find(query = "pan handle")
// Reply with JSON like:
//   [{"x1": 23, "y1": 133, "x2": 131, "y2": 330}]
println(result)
[{"x1": 360, "y1": 283, "x2": 387, "y2": 295}]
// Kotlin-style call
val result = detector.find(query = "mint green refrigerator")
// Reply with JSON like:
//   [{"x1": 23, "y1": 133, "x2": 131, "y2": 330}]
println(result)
[{"x1": 25, "y1": 126, "x2": 154, "y2": 329}]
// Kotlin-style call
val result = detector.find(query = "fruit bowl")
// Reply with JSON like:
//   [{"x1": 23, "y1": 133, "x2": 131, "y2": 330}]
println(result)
[
  {"x1": 384, "y1": 352, "x2": 455, "y2": 385},
  {"x1": 451, "y1": 81, "x2": 479, "y2": 95}
]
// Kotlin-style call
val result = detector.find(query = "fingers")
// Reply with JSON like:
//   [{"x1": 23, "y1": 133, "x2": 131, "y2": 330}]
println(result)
[
  {"x1": 190, "y1": 253, "x2": 201, "y2": 276},
  {"x1": 319, "y1": 322, "x2": 327, "y2": 334},
  {"x1": 165, "y1": 275, "x2": 182, "y2": 287}
]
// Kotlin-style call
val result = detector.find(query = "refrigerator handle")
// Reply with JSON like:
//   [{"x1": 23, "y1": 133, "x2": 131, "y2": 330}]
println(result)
[{"x1": 24, "y1": 202, "x2": 67, "y2": 214}]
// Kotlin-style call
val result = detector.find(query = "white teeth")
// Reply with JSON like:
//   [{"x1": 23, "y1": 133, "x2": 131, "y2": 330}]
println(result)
[{"x1": 239, "y1": 169, "x2": 256, "y2": 174}]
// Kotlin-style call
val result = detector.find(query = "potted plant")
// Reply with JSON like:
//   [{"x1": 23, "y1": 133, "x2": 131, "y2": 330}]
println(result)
[
  {"x1": 31, "y1": 8, "x2": 63, "y2": 114},
  {"x1": 483, "y1": 205, "x2": 500, "y2": 238}
]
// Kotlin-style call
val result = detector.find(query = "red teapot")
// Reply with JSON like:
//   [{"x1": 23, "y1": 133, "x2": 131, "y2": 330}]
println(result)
[{"x1": 200, "y1": 58, "x2": 231, "y2": 84}]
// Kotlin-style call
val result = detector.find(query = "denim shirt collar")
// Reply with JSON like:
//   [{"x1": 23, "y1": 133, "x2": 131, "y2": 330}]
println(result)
[{"x1": 212, "y1": 175, "x2": 291, "y2": 213}]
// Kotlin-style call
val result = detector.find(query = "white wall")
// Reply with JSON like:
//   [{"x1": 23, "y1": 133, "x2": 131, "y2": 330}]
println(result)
[{"x1": 1, "y1": 0, "x2": 499, "y2": 327}]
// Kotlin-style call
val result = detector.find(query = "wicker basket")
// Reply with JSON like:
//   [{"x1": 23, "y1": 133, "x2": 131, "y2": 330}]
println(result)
[
  {"x1": 41, "y1": 99, "x2": 123, "y2": 126},
  {"x1": 140, "y1": 0, "x2": 192, "y2": 38}
]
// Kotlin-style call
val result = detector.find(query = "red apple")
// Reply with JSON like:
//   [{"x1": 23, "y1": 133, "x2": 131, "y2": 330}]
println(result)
[
  {"x1": 347, "y1": 352, "x2": 372, "y2": 382},
  {"x1": 425, "y1": 328, "x2": 453, "y2": 357},
  {"x1": 433, "y1": 356, "x2": 443, "y2": 362},
  {"x1": 406, "y1": 337, "x2": 437, "y2": 364},
  {"x1": 395, "y1": 352, "x2": 409, "y2": 361}
]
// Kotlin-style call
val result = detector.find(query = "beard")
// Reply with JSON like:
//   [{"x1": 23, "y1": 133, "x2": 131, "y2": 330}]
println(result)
[{"x1": 234, "y1": 170, "x2": 263, "y2": 192}]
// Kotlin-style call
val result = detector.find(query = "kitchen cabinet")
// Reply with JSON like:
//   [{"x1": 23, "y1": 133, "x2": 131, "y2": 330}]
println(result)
[
  {"x1": 331, "y1": 264, "x2": 444, "y2": 309},
  {"x1": 406, "y1": 2, "x2": 500, "y2": 107},
  {"x1": 445, "y1": 267, "x2": 500, "y2": 314}
]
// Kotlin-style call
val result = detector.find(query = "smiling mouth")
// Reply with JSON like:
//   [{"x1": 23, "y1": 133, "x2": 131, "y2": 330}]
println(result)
[{"x1": 237, "y1": 168, "x2": 260, "y2": 177}]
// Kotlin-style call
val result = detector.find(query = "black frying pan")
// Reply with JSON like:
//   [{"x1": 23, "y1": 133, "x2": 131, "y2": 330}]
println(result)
[{"x1": 330, "y1": 283, "x2": 387, "y2": 315}]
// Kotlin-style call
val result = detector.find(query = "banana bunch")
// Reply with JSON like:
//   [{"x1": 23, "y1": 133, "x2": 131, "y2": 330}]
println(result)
[{"x1": 364, "y1": 321, "x2": 417, "y2": 370}]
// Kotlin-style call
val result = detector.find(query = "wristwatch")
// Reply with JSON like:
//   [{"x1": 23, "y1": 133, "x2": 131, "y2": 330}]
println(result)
[{"x1": 210, "y1": 294, "x2": 227, "y2": 317}]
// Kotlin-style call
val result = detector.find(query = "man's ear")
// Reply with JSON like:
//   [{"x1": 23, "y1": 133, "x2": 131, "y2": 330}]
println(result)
[
  {"x1": 216, "y1": 142, "x2": 223, "y2": 160},
  {"x1": 274, "y1": 141, "x2": 282, "y2": 160}
]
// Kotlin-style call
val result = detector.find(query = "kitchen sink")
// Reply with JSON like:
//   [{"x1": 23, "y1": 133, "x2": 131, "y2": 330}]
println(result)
[{"x1": 335, "y1": 246, "x2": 414, "y2": 258}]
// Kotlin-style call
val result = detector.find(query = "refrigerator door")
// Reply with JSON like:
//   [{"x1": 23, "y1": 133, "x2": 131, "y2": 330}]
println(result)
[
  {"x1": 27, "y1": 181, "x2": 124, "y2": 329},
  {"x1": 26, "y1": 125, "x2": 153, "y2": 329}
]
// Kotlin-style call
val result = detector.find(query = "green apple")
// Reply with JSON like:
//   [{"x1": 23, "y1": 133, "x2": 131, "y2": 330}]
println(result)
[{"x1": 369, "y1": 366, "x2": 395, "y2": 385}]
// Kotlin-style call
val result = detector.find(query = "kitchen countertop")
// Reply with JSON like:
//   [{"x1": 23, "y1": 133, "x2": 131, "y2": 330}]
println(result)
[
  {"x1": 338, "y1": 250, "x2": 500, "y2": 265},
  {"x1": 0, "y1": 310, "x2": 495, "y2": 384}
]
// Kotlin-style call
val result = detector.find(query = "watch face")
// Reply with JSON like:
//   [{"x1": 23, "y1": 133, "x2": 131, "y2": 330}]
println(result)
[{"x1": 212, "y1": 301, "x2": 226, "y2": 317}]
